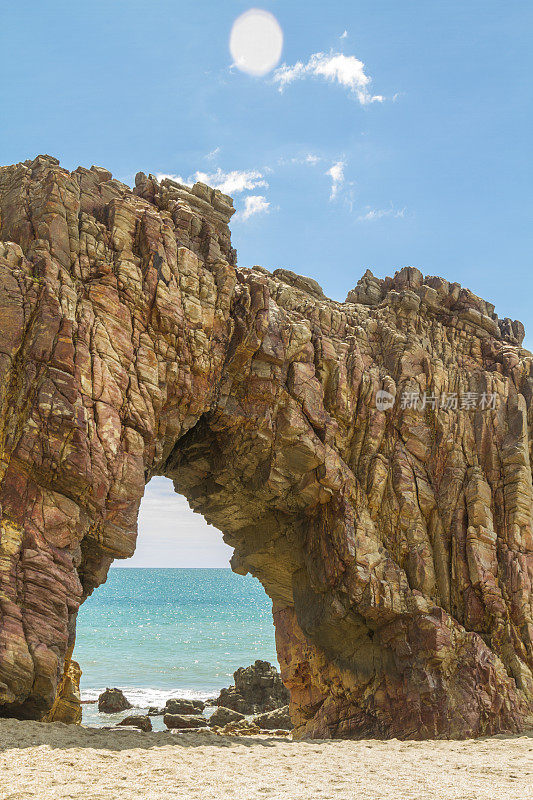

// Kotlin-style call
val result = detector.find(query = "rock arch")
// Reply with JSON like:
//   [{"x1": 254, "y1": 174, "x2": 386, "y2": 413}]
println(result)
[{"x1": 0, "y1": 155, "x2": 531, "y2": 737}]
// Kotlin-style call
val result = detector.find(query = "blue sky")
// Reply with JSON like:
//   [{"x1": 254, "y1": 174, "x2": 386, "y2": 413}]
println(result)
[{"x1": 2, "y1": 1, "x2": 532, "y2": 566}]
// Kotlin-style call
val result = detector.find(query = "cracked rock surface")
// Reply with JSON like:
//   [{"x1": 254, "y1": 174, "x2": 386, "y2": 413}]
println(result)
[
  {"x1": 216, "y1": 660, "x2": 290, "y2": 714},
  {"x1": 0, "y1": 155, "x2": 531, "y2": 738}
]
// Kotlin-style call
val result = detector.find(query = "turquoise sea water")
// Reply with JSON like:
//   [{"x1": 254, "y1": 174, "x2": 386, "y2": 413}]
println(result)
[{"x1": 74, "y1": 568, "x2": 278, "y2": 727}]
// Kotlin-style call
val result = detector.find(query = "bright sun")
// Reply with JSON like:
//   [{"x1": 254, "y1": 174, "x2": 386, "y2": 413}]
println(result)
[{"x1": 229, "y1": 9, "x2": 283, "y2": 77}]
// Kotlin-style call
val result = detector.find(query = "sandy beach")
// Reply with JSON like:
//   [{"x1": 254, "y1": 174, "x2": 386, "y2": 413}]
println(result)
[{"x1": 0, "y1": 719, "x2": 531, "y2": 800}]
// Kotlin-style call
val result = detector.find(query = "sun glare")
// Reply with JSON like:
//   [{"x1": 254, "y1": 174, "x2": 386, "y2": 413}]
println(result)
[{"x1": 229, "y1": 9, "x2": 283, "y2": 77}]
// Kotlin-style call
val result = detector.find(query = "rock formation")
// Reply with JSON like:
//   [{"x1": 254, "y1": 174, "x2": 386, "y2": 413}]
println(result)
[
  {"x1": 164, "y1": 713, "x2": 207, "y2": 730},
  {"x1": 0, "y1": 155, "x2": 531, "y2": 738},
  {"x1": 165, "y1": 698, "x2": 204, "y2": 715},
  {"x1": 216, "y1": 660, "x2": 290, "y2": 714},
  {"x1": 98, "y1": 688, "x2": 132, "y2": 714},
  {"x1": 43, "y1": 654, "x2": 82, "y2": 724},
  {"x1": 208, "y1": 706, "x2": 245, "y2": 727},
  {"x1": 253, "y1": 705, "x2": 292, "y2": 731},
  {"x1": 117, "y1": 714, "x2": 152, "y2": 732}
]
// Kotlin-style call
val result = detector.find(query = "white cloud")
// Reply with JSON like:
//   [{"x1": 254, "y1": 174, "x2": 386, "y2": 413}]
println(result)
[
  {"x1": 340, "y1": 30, "x2": 348, "y2": 39},
  {"x1": 235, "y1": 195, "x2": 270, "y2": 221},
  {"x1": 326, "y1": 160, "x2": 345, "y2": 200},
  {"x1": 156, "y1": 168, "x2": 268, "y2": 196},
  {"x1": 195, "y1": 168, "x2": 267, "y2": 195},
  {"x1": 357, "y1": 205, "x2": 407, "y2": 221},
  {"x1": 273, "y1": 61, "x2": 307, "y2": 91},
  {"x1": 297, "y1": 153, "x2": 321, "y2": 165},
  {"x1": 273, "y1": 51, "x2": 383, "y2": 105},
  {"x1": 156, "y1": 172, "x2": 190, "y2": 185}
]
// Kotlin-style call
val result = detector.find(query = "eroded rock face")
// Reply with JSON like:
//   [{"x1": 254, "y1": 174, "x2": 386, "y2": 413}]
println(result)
[{"x1": 0, "y1": 155, "x2": 531, "y2": 738}]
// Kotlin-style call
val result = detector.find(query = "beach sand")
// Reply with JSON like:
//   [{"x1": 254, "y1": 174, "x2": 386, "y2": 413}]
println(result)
[{"x1": 0, "y1": 718, "x2": 531, "y2": 800}]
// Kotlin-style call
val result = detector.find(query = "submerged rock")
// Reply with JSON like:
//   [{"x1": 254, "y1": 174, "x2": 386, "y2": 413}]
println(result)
[
  {"x1": 216, "y1": 661, "x2": 290, "y2": 715},
  {"x1": 163, "y1": 713, "x2": 207, "y2": 730},
  {"x1": 98, "y1": 689, "x2": 132, "y2": 714},
  {"x1": 117, "y1": 715, "x2": 152, "y2": 732}
]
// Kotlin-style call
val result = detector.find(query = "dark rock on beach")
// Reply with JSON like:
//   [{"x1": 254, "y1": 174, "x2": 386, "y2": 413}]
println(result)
[
  {"x1": 98, "y1": 689, "x2": 132, "y2": 714},
  {"x1": 164, "y1": 713, "x2": 208, "y2": 730},
  {"x1": 208, "y1": 706, "x2": 245, "y2": 727},
  {"x1": 216, "y1": 661, "x2": 290, "y2": 715},
  {"x1": 117, "y1": 715, "x2": 152, "y2": 732},
  {"x1": 253, "y1": 705, "x2": 292, "y2": 731}
]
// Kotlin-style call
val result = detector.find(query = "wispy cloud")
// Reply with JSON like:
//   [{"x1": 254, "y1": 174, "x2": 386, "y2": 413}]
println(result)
[
  {"x1": 294, "y1": 153, "x2": 321, "y2": 165},
  {"x1": 204, "y1": 146, "x2": 220, "y2": 161},
  {"x1": 157, "y1": 168, "x2": 268, "y2": 196},
  {"x1": 326, "y1": 160, "x2": 345, "y2": 200},
  {"x1": 357, "y1": 205, "x2": 407, "y2": 222},
  {"x1": 234, "y1": 195, "x2": 270, "y2": 221},
  {"x1": 273, "y1": 51, "x2": 383, "y2": 105},
  {"x1": 278, "y1": 153, "x2": 321, "y2": 166}
]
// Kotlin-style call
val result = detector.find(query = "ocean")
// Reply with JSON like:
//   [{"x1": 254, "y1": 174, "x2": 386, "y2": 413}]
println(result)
[{"x1": 74, "y1": 568, "x2": 278, "y2": 728}]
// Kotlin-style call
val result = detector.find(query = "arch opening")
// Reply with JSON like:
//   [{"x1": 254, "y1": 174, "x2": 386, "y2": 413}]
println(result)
[{"x1": 74, "y1": 477, "x2": 279, "y2": 728}]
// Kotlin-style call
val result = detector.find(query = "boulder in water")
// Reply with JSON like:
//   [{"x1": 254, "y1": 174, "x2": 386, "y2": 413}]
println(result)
[
  {"x1": 165, "y1": 698, "x2": 205, "y2": 715},
  {"x1": 216, "y1": 661, "x2": 289, "y2": 714},
  {"x1": 98, "y1": 688, "x2": 132, "y2": 714}
]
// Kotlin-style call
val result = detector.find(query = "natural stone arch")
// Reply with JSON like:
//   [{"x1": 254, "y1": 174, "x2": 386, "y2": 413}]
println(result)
[{"x1": 0, "y1": 155, "x2": 531, "y2": 738}]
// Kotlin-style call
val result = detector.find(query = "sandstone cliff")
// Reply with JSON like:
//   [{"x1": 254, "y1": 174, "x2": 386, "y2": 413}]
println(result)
[{"x1": 0, "y1": 155, "x2": 531, "y2": 737}]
